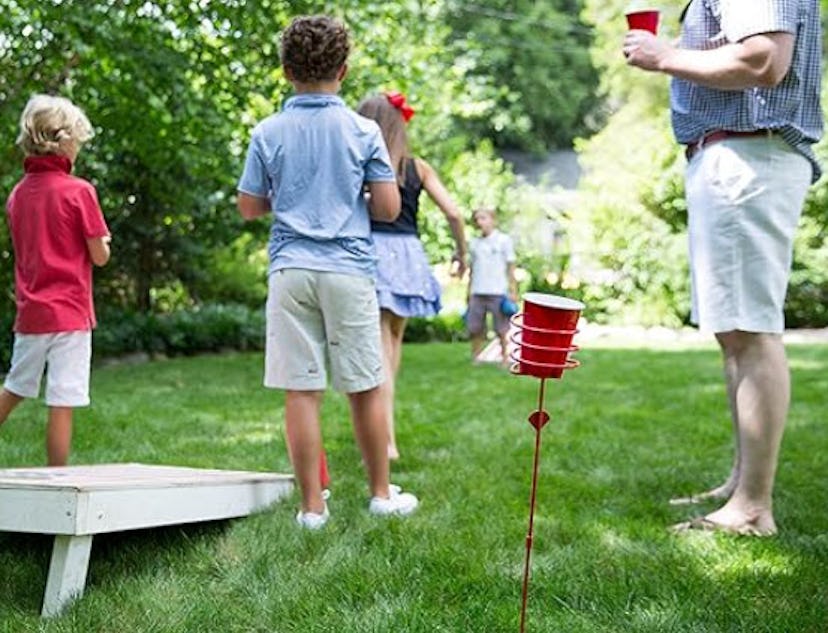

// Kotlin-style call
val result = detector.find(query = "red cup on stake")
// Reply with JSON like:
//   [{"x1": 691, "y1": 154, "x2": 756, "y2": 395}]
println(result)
[
  {"x1": 625, "y1": 7, "x2": 660, "y2": 34},
  {"x1": 510, "y1": 293, "x2": 585, "y2": 379},
  {"x1": 509, "y1": 293, "x2": 586, "y2": 631}
]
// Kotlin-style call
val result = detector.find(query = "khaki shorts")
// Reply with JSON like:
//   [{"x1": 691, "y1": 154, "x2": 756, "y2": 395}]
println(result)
[
  {"x1": 264, "y1": 269, "x2": 383, "y2": 393},
  {"x1": 686, "y1": 136, "x2": 811, "y2": 334},
  {"x1": 3, "y1": 331, "x2": 92, "y2": 407}
]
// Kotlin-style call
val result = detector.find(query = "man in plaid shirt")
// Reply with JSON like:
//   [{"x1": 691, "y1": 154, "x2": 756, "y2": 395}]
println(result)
[{"x1": 624, "y1": 0, "x2": 822, "y2": 535}]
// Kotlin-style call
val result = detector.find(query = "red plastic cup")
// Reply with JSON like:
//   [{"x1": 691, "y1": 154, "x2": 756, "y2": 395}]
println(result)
[
  {"x1": 625, "y1": 8, "x2": 659, "y2": 34},
  {"x1": 517, "y1": 320, "x2": 576, "y2": 350},
  {"x1": 517, "y1": 293, "x2": 584, "y2": 378},
  {"x1": 523, "y1": 293, "x2": 583, "y2": 338},
  {"x1": 511, "y1": 335, "x2": 578, "y2": 379}
]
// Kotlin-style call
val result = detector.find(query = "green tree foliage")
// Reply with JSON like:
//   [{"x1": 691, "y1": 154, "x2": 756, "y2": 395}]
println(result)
[
  {"x1": 564, "y1": 0, "x2": 688, "y2": 325},
  {"x1": 9, "y1": 0, "x2": 822, "y2": 334},
  {"x1": 444, "y1": 0, "x2": 600, "y2": 152},
  {"x1": 0, "y1": 0, "x2": 295, "y2": 311},
  {"x1": 0, "y1": 0, "x2": 510, "y2": 319}
]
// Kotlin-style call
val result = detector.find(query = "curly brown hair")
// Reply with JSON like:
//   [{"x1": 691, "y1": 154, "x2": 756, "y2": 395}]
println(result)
[{"x1": 280, "y1": 16, "x2": 350, "y2": 83}]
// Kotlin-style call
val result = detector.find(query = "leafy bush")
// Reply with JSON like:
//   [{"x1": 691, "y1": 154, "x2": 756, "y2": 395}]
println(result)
[
  {"x1": 93, "y1": 304, "x2": 265, "y2": 359},
  {"x1": 93, "y1": 304, "x2": 462, "y2": 360},
  {"x1": 164, "y1": 304, "x2": 265, "y2": 354},
  {"x1": 785, "y1": 280, "x2": 828, "y2": 328},
  {"x1": 0, "y1": 312, "x2": 12, "y2": 372},
  {"x1": 4, "y1": 303, "x2": 469, "y2": 374},
  {"x1": 185, "y1": 234, "x2": 269, "y2": 308},
  {"x1": 786, "y1": 215, "x2": 828, "y2": 327},
  {"x1": 404, "y1": 313, "x2": 468, "y2": 343}
]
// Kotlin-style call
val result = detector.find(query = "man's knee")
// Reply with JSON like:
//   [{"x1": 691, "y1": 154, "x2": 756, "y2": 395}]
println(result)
[
  {"x1": 716, "y1": 330, "x2": 746, "y2": 352},
  {"x1": 716, "y1": 330, "x2": 781, "y2": 357}
]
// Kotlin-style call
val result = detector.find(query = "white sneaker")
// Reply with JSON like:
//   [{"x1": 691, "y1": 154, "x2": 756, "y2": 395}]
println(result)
[
  {"x1": 296, "y1": 503, "x2": 329, "y2": 530},
  {"x1": 369, "y1": 485, "x2": 419, "y2": 516}
]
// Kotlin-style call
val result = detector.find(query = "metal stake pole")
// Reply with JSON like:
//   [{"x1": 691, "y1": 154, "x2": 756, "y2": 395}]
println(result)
[{"x1": 519, "y1": 377, "x2": 548, "y2": 633}]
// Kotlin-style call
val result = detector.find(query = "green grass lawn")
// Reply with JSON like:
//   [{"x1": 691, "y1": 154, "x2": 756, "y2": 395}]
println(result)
[{"x1": 1, "y1": 341, "x2": 826, "y2": 632}]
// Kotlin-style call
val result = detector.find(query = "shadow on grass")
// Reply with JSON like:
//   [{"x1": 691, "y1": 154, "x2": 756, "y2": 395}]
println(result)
[{"x1": 0, "y1": 520, "x2": 234, "y2": 616}]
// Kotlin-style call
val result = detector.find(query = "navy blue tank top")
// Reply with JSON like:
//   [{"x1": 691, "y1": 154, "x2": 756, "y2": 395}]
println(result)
[{"x1": 371, "y1": 158, "x2": 422, "y2": 235}]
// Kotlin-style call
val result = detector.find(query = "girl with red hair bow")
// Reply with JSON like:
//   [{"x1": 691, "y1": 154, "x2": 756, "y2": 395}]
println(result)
[{"x1": 357, "y1": 92, "x2": 467, "y2": 459}]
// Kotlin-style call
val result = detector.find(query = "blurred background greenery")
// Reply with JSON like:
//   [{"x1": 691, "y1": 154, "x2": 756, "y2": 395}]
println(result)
[{"x1": 1, "y1": 0, "x2": 827, "y2": 366}]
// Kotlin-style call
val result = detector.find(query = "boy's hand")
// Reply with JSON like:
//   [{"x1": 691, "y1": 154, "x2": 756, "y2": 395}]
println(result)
[
  {"x1": 450, "y1": 252, "x2": 466, "y2": 278},
  {"x1": 237, "y1": 192, "x2": 270, "y2": 220}
]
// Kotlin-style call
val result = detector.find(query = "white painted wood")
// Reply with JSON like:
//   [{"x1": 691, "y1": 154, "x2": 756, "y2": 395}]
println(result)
[
  {"x1": 0, "y1": 488, "x2": 80, "y2": 534},
  {"x1": 0, "y1": 463, "x2": 294, "y2": 492},
  {"x1": 77, "y1": 480, "x2": 293, "y2": 534},
  {"x1": 0, "y1": 464, "x2": 294, "y2": 535},
  {"x1": 41, "y1": 534, "x2": 93, "y2": 617},
  {"x1": 0, "y1": 463, "x2": 294, "y2": 617}
]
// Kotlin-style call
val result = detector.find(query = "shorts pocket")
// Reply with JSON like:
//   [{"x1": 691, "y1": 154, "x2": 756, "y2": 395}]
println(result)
[{"x1": 708, "y1": 144, "x2": 760, "y2": 205}]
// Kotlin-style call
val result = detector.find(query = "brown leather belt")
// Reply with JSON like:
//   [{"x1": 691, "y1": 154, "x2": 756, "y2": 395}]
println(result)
[{"x1": 685, "y1": 129, "x2": 775, "y2": 161}]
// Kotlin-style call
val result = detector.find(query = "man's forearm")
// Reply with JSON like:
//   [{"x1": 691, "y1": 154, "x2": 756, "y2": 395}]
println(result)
[
  {"x1": 625, "y1": 31, "x2": 794, "y2": 91},
  {"x1": 659, "y1": 42, "x2": 788, "y2": 90}
]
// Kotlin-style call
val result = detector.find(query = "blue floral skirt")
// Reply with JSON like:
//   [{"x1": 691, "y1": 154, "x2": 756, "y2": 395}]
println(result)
[{"x1": 373, "y1": 232, "x2": 442, "y2": 318}]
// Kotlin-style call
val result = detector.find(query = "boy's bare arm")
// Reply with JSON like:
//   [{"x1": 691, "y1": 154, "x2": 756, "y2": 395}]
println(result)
[
  {"x1": 507, "y1": 262, "x2": 518, "y2": 300},
  {"x1": 237, "y1": 192, "x2": 271, "y2": 220},
  {"x1": 366, "y1": 181, "x2": 401, "y2": 222},
  {"x1": 87, "y1": 235, "x2": 111, "y2": 267}
]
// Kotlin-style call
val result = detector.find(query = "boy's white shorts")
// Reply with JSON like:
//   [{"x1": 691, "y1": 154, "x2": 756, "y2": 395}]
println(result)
[
  {"x1": 265, "y1": 269, "x2": 383, "y2": 393},
  {"x1": 3, "y1": 331, "x2": 92, "y2": 407}
]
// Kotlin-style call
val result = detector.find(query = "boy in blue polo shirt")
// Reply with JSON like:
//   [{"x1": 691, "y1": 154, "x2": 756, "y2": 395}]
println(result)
[{"x1": 237, "y1": 15, "x2": 418, "y2": 529}]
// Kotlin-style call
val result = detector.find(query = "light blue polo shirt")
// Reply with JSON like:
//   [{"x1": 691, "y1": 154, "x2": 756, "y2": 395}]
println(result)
[{"x1": 238, "y1": 94, "x2": 396, "y2": 278}]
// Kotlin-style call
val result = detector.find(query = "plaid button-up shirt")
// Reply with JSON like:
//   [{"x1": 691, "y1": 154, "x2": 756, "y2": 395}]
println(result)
[{"x1": 671, "y1": 0, "x2": 823, "y2": 181}]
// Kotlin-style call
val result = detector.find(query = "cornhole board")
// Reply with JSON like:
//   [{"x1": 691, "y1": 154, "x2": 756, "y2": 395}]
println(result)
[{"x1": 0, "y1": 463, "x2": 294, "y2": 617}]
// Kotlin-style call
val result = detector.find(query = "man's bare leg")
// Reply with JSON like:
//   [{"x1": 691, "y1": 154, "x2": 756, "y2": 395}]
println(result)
[
  {"x1": 676, "y1": 332, "x2": 787, "y2": 535},
  {"x1": 46, "y1": 407, "x2": 73, "y2": 466},
  {"x1": 670, "y1": 348, "x2": 741, "y2": 505}
]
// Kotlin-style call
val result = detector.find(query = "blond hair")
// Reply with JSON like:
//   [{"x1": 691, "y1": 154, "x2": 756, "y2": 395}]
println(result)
[{"x1": 16, "y1": 94, "x2": 94, "y2": 156}]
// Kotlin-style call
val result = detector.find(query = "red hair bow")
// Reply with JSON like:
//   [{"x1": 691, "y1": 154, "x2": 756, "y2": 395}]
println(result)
[{"x1": 385, "y1": 91, "x2": 415, "y2": 123}]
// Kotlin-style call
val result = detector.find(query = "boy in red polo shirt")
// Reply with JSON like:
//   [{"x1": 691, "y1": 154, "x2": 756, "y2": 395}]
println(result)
[{"x1": 0, "y1": 94, "x2": 111, "y2": 466}]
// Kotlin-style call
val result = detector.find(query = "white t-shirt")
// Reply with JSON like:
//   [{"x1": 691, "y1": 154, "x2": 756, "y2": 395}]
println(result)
[{"x1": 469, "y1": 229, "x2": 515, "y2": 295}]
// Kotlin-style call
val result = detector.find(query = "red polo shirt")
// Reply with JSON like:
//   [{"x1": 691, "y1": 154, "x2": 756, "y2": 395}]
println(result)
[{"x1": 5, "y1": 154, "x2": 110, "y2": 334}]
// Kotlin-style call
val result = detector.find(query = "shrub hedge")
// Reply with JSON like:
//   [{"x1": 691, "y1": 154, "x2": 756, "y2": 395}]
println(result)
[
  {"x1": 0, "y1": 304, "x2": 469, "y2": 372},
  {"x1": 92, "y1": 304, "x2": 267, "y2": 359}
]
